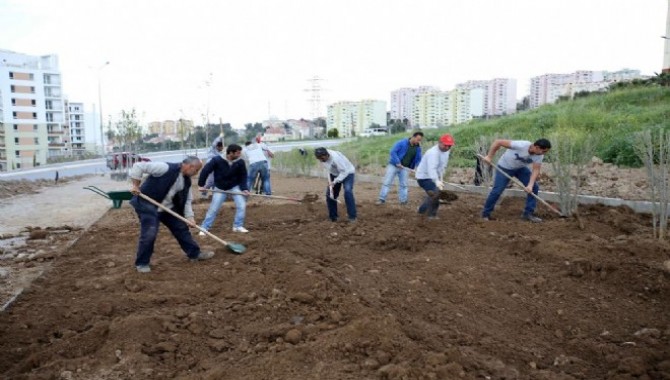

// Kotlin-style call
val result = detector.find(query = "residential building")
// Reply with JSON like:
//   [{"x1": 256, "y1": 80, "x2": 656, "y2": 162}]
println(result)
[
  {"x1": 66, "y1": 101, "x2": 88, "y2": 156},
  {"x1": 327, "y1": 100, "x2": 386, "y2": 138},
  {"x1": 0, "y1": 49, "x2": 68, "y2": 171},
  {"x1": 529, "y1": 69, "x2": 643, "y2": 108},
  {"x1": 412, "y1": 91, "x2": 451, "y2": 128},
  {"x1": 146, "y1": 119, "x2": 194, "y2": 141},
  {"x1": 456, "y1": 78, "x2": 517, "y2": 117},
  {"x1": 390, "y1": 86, "x2": 439, "y2": 127}
]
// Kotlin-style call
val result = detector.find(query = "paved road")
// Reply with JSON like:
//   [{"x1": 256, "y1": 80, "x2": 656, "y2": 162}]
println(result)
[{"x1": 0, "y1": 140, "x2": 346, "y2": 181}]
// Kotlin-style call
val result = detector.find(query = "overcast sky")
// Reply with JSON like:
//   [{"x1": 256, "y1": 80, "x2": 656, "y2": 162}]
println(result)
[{"x1": 1, "y1": 0, "x2": 668, "y2": 139}]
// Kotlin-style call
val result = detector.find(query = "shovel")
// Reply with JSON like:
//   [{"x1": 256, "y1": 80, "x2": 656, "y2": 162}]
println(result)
[
  {"x1": 206, "y1": 188, "x2": 317, "y2": 203},
  {"x1": 137, "y1": 193, "x2": 246, "y2": 254},
  {"x1": 477, "y1": 154, "x2": 565, "y2": 218}
]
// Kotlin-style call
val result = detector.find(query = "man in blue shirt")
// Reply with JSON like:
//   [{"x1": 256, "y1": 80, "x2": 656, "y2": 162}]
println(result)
[{"x1": 376, "y1": 131, "x2": 423, "y2": 205}]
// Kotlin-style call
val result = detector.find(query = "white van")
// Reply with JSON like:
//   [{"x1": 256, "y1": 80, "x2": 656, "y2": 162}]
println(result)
[{"x1": 360, "y1": 128, "x2": 387, "y2": 137}]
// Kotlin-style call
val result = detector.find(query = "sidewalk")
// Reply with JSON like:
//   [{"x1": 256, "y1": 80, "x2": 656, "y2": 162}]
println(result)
[{"x1": 0, "y1": 175, "x2": 129, "y2": 235}]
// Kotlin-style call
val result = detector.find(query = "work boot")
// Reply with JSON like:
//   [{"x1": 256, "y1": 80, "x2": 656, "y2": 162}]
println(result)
[
  {"x1": 191, "y1": 251, "x2": 215, "y2": 261},
  {"x1": 136, "y1": 265, "x2": 151, "y2": 273},
  {"x1": 521, "y1": 214, "x2": 543, "y2": 223}
]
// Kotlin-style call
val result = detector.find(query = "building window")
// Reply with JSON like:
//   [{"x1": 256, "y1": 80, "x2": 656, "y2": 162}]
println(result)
[
  {"x1": 13, "y1": 124, "x2": 18, "y2": 131},
  {"x1": 16, "y1": 163, "x2": 21, "y2": 169},
  {"x1": 33, "y1": 124, "x2": 38, "y2": 130},
  {"x1": 34, "y1": 137, "x2": 39, "y2": 144},
  {"x1": 10, "y1": 85, "x2": 15, "y2": 92},
  {"x1": 31, "y1": 99, "x2": 36, "y2": 106},
  {"x1": 32, "y1": 113, "x2": 37, "y2": 119},
  {"x1": 15, "y1": 150, "x2": 20, "y2": 157},
  {"x1": 14, "y1": 138, "x2": 19, "y2": 144},
  {"x1": 30, "y1": 87, "x2": 35, "y2": 93},
  {"x1": 9, "y1": 72, "x2": 14, "y2": 79},
  {"x1": 12, "y1": 112, "x2": 17, "y2": 119}
]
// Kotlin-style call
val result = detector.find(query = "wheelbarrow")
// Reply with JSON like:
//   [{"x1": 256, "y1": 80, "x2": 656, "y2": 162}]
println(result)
[{"x1": 84, "y1": 185, "x2": 133, "y2": 209}]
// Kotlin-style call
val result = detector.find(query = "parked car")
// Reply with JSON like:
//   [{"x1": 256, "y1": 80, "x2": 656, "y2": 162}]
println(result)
[
  {"x1": 105, "y1": 152, "x2": 150, "y2": 170},
  {"x1": 360, "y1": 128, "x2": 388, "y2": 137}
]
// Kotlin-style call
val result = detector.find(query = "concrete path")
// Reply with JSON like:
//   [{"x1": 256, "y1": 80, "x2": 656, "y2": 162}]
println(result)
[{"x1": 0, "y1": 175, "x2": 129, "y2": 235}]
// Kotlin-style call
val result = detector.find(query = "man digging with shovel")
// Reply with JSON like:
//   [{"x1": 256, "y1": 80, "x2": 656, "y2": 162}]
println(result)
[
  {"x1": 480, "y1": 138, "x2": 551, "y2": 223},
  {"x1": 415, "y1": 134, "x2": 455, "y2": 220},
  {"x1": 129, "y1": 156, "x2": 215, "y2": 273}
]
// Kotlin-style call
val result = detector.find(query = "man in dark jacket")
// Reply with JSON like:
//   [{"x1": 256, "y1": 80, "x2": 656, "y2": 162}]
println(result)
[
  {"x1": 129, "y1": 156, "x2": 214, "y2": 273},
  {"x1": 376, "y1": 131, "x2": 423, "y2": 205},
  {"x1": 198, "y1": 144, "x2": 250, "y2": 233}
]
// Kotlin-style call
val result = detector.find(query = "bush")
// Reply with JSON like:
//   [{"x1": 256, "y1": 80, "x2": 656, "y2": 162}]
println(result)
[{"x1": 599, "y1": 136, "x2": 643, "y2": 167}]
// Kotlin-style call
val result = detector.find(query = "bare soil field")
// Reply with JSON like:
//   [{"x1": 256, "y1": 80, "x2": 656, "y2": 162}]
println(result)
[{"x1": 0, "y1": 173, "x2": 669, "y2": 380}]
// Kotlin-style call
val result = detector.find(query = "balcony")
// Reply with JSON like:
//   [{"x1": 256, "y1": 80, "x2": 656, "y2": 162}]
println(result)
[
  {"x1": 48, "y1": 142, "x2": 65, "y2": 147},
  {"x1": 47, "y1": 129, "x2": 65, "y2": 135}
]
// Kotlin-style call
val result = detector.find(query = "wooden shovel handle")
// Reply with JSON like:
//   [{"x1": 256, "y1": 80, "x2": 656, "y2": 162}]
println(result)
[{"x1": 137, "y1": 193, "x2": 232, "y2": 246}]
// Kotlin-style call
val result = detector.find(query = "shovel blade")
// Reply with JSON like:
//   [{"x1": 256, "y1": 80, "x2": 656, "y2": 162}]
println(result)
[{"x1": 226, "y1": 242, "x2": 246, "y2": 254}]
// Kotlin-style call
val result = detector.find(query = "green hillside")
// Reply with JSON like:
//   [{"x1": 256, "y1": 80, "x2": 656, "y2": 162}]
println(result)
[{"x1": 339, "y1": 86, "x2": 670, "y2": 169}]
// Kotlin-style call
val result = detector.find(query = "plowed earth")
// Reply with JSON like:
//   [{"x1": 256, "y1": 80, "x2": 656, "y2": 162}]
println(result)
[{"x1": 0, "y1": 174, "x2": 669, "y2": 380}]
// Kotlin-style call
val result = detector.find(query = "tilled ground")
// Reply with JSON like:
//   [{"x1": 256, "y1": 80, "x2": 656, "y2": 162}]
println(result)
[{"x1": 0, "y1": 175, "x2": 669, "y2": 380}]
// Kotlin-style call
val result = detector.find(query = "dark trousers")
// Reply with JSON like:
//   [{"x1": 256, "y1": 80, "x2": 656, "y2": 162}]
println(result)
[
  {"x1": 417, "y1": 179, "x2": 440, "y2": 217},
  {"x1": 130, "y1": 197, "x2": 200, "y2": 266},
  {"x1": 326, "y1": 174, "x2": 357, "y2": 221},
  {"x1": 482, "y1": 166, "x2": 538, "y2": 217}
]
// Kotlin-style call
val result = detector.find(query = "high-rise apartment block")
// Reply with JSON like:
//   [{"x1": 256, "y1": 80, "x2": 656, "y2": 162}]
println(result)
[
  {"x1": 529, "y1": 69, "x2": 644, "y2": 108},
  {"x1": 327, "y1": 100, "x2": 386, "y2": 138},
  {"x1": 398, "y1": 78, "x2": 514, "y2": 129},
  {"x1": 66, "y1": 101, "x2": 90, "y2": 156},
  {"x1": 0, "y1": 49, "x2": 75, "y2": 171},
  {"x1": 456, "y1": 78, "x2": 517, "y2": 117},
  {"x1": 390, "y1": 86, "x2": 439, "y2": 126}
]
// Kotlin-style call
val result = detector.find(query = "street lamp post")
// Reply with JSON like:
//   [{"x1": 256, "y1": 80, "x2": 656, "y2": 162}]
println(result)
[{"x1": 97, "y1": 61, "x2": 110, "y2": 155}]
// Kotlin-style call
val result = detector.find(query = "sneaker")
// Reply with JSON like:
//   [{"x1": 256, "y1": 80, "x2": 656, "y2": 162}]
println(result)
[
  {"x1": 232, "y1": 226, "x2": 249, "y2": 233},
  {"x1": 521, "y1": 214, "x2": 543, "y2": 223},
  {"x1": 481, "y1": 216, "x2": 490, "y2": 221},
  {"x1": 198, "y1": 231, "x2": 206, "y2": 236},
  {"x1": 348, "y1": 218, "x2": 357, "y2": 223},
  {"x1": 191, "y1": 251, "x2": 215, "y2": 261},
  {"x1": 375, "y1": 200, "x2": 385, "y2": 205},
  {"x1": 136, "y1": 265, "x2": 151, "y2": 273}
]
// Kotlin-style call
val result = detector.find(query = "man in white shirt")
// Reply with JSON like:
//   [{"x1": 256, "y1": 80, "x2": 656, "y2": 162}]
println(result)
[
  {"x1": 314, "y1": 147, "x2": 357, "y2": 222},
  {"x1": 415, "y1": 134, "x2": 455, "y2": 219},
  {"x1": 243, "y1": 134, "x2": 274, "y2": 195},
  {"x1": 481, "y1": 139, "x2": 552, "y2": 223}
]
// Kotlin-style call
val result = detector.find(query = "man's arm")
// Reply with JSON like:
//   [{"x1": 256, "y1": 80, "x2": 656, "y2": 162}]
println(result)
[
  {"x1": 483, "y1": 139, "x2": 512, "y2": 164},
  {"x1": 129, "y1": 162, "x2": 169, "y2": 194},
  {"x1": 262, "y1": 143, "x2": 274, "y2": 158},
  {"x1": 197, "y1": 158, "x2": 216, "y2": 188},
  {"x1": 332, "y1": 155, "x2": 354, "y2": 184},
  {"x1": 389, "y1": 140, "x2": 403, "y2": 167},
  {"x1": 525, "y1": 162, "x2": 542, "y2": 193}
]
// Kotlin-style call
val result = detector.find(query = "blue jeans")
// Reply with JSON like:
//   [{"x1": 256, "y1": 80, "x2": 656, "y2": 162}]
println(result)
[
  {"x1": 378, "y1": 164, "x2": 410, "y2": 203},
  {"x1": 482, "y1": 166, "x2": 538, "y2": 217},
  {"x1": 417, "y1": 179, "x2": 440, "y2": 217},
  {"x1": 201, "y1": 185, "x2": 247, "y2": 230},
  {"x1": 248, "y1": 161, "x2": 271, "y2": 195},
  {"x1": 130, "y1": 197, "x2": 200, "y2": 266},
  {"x1": 327, "y1": 174, "x2": 357, "y2": 221}
]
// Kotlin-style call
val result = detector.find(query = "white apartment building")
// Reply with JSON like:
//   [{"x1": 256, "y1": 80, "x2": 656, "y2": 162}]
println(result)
[
  {"x1": 412, "y1": 91, "x2": 452, "y2": 128},
  {"x1": 66, "y1": 101, "x2": 88, "y2": 156},
  {"x1": 529, "y1": 69, "x2": 643, "y2": 108},
  {"x1": 327, "y1": 100, "x2": 386, "y2": 138},
  {"x1": 390, "y1": 86, "x2": 439, "y2": 126},
  {"x1": 0, "y1": 49, "x2": 69, "y2": 171},
  {"x1": 451, "y1": 88, "x2": 486, "y2": 125},
  {"x1": 456, "y1": 78, "x2": 517, "y2": 117}
]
